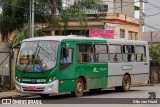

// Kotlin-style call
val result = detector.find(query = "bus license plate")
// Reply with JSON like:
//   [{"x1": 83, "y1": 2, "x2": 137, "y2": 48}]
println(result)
[{"x1": 28, "y1": 86, "x2": 36, "y2": 90}]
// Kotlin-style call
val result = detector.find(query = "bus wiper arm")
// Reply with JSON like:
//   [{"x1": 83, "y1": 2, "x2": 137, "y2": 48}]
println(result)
[{"x1": 22, "y1": 64, "x2": 29, "y2": 73}]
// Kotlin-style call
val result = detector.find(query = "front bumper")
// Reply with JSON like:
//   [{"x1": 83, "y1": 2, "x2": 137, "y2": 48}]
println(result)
[{"x1": 15, "y1": 80, "x2": 59, "y2": 94}]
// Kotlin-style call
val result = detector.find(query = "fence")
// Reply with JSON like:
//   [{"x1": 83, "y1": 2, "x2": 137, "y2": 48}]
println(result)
[
  {"x1": 0, "y1": 42, "x2": 11, "y2": 91},
  {"x1": 141, "y1": 31, "x2": 160, "y2": 43}
]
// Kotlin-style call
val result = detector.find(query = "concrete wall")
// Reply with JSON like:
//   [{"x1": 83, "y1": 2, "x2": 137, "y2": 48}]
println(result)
[
  {"x1": 66, "y1": 0, "x2": 135, "y2": 17},
  {"x1": 107, "y1": 20, "x2": 139, "y2": 39},
  {"x1": 103, "y1": 0, "x2": 114, "y2": 13},
  {"x1": 64, "y1": 13, "x2": 139, "y2": 40},
  {"x1": 141, "y1": 31, "x2": 160, "y2": 42},
  {"x1": 105, "y1": 13, "x2": 139, "y2": 39},
  {"x1": 103, "y1": 0, "x2": 135, "y2": 17},
  {"x1": 121, "y1": 0, "x2": 134, "y2": 17}
]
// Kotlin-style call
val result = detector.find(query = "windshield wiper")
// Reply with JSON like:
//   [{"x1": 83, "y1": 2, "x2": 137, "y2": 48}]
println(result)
[{"x1": 22, "y1": 64, "x2": 29, "y2": 73}]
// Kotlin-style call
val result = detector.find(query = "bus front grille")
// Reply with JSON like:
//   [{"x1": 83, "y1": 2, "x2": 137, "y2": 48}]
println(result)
[
  {"x1": 22, "y1": 82, "x2": 46, "y2": 84},
  {"x1": 22, "y1": 87, "x2": 45, "y2": 92}
]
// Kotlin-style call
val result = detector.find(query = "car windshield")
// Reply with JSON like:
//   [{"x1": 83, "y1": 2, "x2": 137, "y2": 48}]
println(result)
[{"x1": 17, "y1": 41, "x2": 59, "y2": 72}]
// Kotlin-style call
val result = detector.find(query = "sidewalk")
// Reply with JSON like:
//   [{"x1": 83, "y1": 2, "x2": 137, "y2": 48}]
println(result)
[{"x1": 0, "y1": 90, "x2": 35, "y2": 99}]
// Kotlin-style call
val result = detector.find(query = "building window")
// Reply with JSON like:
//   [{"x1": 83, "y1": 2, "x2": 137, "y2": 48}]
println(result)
[
  {"x1": 120, "y1": 29, "x2": 125, "y2": 38},
  {"x1": 128, "y1": 31, "x2": 136, "y2": 40}
]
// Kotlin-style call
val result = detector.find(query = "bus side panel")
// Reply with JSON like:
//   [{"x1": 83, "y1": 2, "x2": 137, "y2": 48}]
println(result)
[
  {"x1": 76, "y1": 63, "x2": 108, "y2": 89},
  {"x1": 131, "y1": 45, "x2": 149, "y2": 84},
  {"x1": 108, "y1": 44, "x2": 149, "y2": 87},
  {"x1": 59, "y1": 41, "x2": 76, "y2": 93},
  {"x1": 107, "y1": 63, "x2": 124, "y2": 87},
  {"x1": 92, "y1": 77, "x2": 108, "y2": 89}
]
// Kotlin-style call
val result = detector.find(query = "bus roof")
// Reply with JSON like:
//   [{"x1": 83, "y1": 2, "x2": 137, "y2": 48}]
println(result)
[{"x1": 23, "y1": 35, "x2": 148, "y2": 45}]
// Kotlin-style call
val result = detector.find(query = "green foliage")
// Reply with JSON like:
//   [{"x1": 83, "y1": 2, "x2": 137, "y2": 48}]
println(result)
[
  {"x1": 149, "y1": 44, "x2": 160, "y2": 66},
  {"x1": 11, "y1": 28, "x2": 45, "y2": 46},
  {"x1": 61, "y1": 0, "x2": 107, "y2": 34},
  {"x1": 0, "y1": 0, "x2": 28, "y2": 41},
  {"x1": 35, "y1": 29, "x2": 46, "y2": 37},
  {"x1": 11, "y1": 28, "x2": 28, "y2": 46},
  {"x1": 0, "y1": 15, "x2": 18, "y2": 41},
  {"x1": 1, "y1": 0, "x2": 108, "y2": 41}
]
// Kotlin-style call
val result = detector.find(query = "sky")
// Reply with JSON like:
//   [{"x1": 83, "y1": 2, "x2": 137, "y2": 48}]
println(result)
[{"x1": 144, "y1": 0, "x2": 160, "y2": 32}]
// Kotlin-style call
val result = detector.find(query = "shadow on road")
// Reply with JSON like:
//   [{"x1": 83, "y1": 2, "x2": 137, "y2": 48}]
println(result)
[{"x1": 23, "y1": 89, "x2": 143, "y2": 100}]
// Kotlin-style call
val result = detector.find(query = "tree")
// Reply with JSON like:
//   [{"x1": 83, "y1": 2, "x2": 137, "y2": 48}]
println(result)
[
  {"x1": 39, "y1": 0, "x2": 107, "y2": 34},
  {"x1": 0, "y1": 0, "x2": 29, "y2": 41},
  {"x1": 0, "y1": 0, "x2": 107, "y2": 42},
  {"x1": 149, "y1": 44, "x2": 160, "y2": 82},
  {"x1": 61, "y1": 0, "x2": 107, "y2": 34}
]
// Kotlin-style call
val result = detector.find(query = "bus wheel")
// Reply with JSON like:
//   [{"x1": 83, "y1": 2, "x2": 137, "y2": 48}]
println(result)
[
  {"x1": 71, "y1": 78, "x2": 84, "y2": 97},
  {"x1": 121, "y1": 75, "x2": 131, "y2": 92},
  {"x1": 39, "y1": 94, "x2": 49, "y2": 98}
]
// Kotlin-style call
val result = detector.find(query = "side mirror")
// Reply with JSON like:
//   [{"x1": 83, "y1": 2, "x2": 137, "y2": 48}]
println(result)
[{"x1": 12, "y1": 43, "x2": 21, "y2": 49}]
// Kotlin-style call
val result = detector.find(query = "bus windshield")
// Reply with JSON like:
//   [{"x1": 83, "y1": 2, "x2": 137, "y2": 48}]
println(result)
[{"x1": 17, "y1": 41, "x2": 59, "y2": 72}]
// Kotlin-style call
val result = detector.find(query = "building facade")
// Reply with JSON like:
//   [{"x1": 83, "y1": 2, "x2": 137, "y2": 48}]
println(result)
[
  {"x1": 57, "y1": 0, "x2": 139, "y2": 40},
  {"x1": 65, "y1": 0, "x2": 135, "y2": 17}
]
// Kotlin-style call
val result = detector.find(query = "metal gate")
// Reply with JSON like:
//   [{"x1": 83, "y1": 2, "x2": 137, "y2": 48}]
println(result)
[{"x1": 0, "y1": 42, "x2": 11, "y2": 91}]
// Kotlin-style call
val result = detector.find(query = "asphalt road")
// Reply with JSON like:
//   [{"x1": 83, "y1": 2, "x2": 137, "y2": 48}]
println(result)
[
  {"x1": 24, "y1": 84, "x2": 160, "y2": 104},
  {"x1": 1, "y1": 84, "x2": 160, "y2": 107}
]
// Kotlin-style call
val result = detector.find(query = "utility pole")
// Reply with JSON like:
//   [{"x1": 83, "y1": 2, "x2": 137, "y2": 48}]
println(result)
[
  {"x1": 29, "y1": 0, "x2": 35, "y2": 38},
  {"x1": 139, "y1": 0, "x2": 143, "y2": 40}
]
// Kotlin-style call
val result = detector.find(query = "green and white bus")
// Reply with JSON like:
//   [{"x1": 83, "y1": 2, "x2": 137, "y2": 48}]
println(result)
[{"x1": 15, "y1": 35, "x2": 149, "y2": 97}]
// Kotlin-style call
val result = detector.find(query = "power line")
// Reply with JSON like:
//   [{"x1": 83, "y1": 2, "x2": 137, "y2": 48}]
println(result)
[
  {"x1": 144, "y1": 0, "x2": 160, "y2": 17},
  {"x1": 147, "y1": 1, "x2": 160, "y2": 10},
  {"x1": 145, "y1": 11, "x2": 160, "y2": 17},
  {"x1": 145, "y1": 24, "x2": 160, "y2": 31}
]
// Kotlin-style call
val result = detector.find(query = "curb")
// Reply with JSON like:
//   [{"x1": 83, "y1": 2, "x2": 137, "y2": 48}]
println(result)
[
  {"x1": 0, "y1": 94, "x2": 36, "y2": 99},
  {"x1": 132, "y1": 83, "x2": 155, "y2": 87}
]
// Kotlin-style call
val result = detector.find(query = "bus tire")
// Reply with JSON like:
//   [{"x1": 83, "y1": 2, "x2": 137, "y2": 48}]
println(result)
[
  {"x1": 71, "y1": 78, "x2": 84, "y2": 97},
  {"x1": 39, "y1": 94, "x2": 49, "y2": 98},
  {"x1": 121, "y1": 75, "x2": 131, "y2": 92}
]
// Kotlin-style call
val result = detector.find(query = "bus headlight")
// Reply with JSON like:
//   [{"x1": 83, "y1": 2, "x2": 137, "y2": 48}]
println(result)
[
  {"x1": 16, "y1": 76, "x2": 20, "y2": 82},
  {"x1": 49, "y1": 78, "x2": 52, "y2": 83},
  {"x1": 16, "y1": 76, "x2": 18, "y2": 80},
  {"x1": 48, "y1": 76, "x2": 55, "y2": 83}
]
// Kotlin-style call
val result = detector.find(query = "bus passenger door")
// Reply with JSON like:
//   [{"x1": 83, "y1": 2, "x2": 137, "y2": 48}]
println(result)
[{"x1": 59, "y1": 46, "x2": 75, "y2": 93}]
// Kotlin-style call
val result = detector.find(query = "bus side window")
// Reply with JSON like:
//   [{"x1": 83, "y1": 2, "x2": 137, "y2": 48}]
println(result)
[
  {"x1": 109, "y1": 45, "x2": 122, "y2": 63},
  {"x1": 122, "y1": 45, "x2": 135, "y2": 62},
  {"x1": 77, "y1": 44, "x2": 93, "y2": 63},
  {"x1": 94, "y1": 44, "x2": 108, "y2": 62},
  {"x1": 135, "y1": 46, "x2": 146, "y2": 62},
  {"x1": 61, "y1": 48, "x2": 73, "y2": 63}
]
